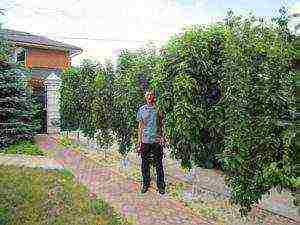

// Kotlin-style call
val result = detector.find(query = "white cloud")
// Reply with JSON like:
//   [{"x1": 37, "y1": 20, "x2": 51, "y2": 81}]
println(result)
[
  {"x1": 289, "y1": 1, "x2": 300, "y2": 14},
  {"x1": 1, "y1": 0, "x2": 213, "y2": 65}
]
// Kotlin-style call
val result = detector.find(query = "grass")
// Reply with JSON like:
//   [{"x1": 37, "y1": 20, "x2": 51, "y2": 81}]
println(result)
[
  {"x1": 0, "y1": 165, "x2": 132, "y2": 225},
  {"x1": 58, "y1": 135, "x2": 73, "y2": 147},
  {"x1": 0, "y1": 140, "x2": 45, "y2": 156}
]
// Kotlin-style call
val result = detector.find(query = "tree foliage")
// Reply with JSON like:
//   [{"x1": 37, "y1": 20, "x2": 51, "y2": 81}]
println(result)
[
  {"x1": 156, "y1": 24, "x2": 226, "y2": 170},
  {"x1": 219, "y1": 9, "x2": 296, "y2": 215},
  {"x1": 112, "y1": 46, "x2": 160, "y2": 155},
  {"x1": 0, "y1": 24, "x2": 10, "y2": 62},
  {"x1": 59, "y1": 67, "x2": 81, "y2": 132},
  {"x1": 91, "y1": 60, "x2": 115, "y2": 149},
  {"x1": 0, "y1": 26, "x2": 41, "y2": 149},
  {"x1": 60, "y1": 59, "x2": 116, "y2": 149}
]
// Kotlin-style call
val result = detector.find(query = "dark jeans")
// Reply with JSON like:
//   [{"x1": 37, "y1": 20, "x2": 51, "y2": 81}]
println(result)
[{"x1": 141, "y1": 143, "x2": 165, "y2": 189}]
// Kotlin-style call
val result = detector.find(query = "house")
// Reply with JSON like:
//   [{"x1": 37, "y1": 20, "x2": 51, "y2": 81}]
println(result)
[
  {"x1": 0, "y1": 29, "x2": 82, "y2": 78},
  {"x1": 0, "y1": 29, "x2": 83, "y2": 133}
]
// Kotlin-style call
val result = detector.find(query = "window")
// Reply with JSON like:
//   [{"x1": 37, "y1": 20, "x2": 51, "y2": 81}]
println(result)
[{"x1": 16, "y1": 48, "x2": 26, "y2": 65}]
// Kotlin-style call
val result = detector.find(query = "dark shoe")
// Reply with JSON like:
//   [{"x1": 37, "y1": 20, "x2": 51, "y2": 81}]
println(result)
[
  {"x1": 158, "y1": 187, "x2": 165, "y2": 195},
  {"x1": 141, "y1": 185, "x2": 149, "y2": 194}
]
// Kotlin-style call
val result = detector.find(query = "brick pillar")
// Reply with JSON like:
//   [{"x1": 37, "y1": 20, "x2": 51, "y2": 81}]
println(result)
[{"x1": 45, "y1": 72, "x2": 61, "y2": 134}]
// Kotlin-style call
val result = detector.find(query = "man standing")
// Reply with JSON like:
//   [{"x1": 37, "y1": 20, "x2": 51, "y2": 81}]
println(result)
[{"x1": 137, "y1": 90, "x2": 166, "y2": 194}]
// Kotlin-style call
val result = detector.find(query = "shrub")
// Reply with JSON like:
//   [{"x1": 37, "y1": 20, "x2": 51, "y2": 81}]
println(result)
[
  {"x1": 1, "y1": 140, "x2": 44, "y2": 156},
  {"x1": 156, "y1": 9, "x2": 295, "y2": 215},
  {"x1": 91, "y1": 60, "x2": 115, "y2": 150},
  {"x1": 77, "y1": 60, "x2": 104, "y2": 140},
  {"x1": 58, "y1": 135, "x2": 73, "y2": 147},
  {"x1": 59, "y1": 60, "x2": 116, "y2": 153},
  {"x1": 0, "y1": 24, "x2": 11, "y2": 62}
]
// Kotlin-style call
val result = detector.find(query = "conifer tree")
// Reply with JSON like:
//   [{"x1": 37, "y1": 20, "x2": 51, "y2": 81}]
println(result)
[{"x1": 0, "y1": 26, "x2": 41, "y2": 149}]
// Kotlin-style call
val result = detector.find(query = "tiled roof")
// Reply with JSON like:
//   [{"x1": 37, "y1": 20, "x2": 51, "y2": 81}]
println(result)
[{"x1": 0, "y1": 29, "x2": 82, "y2": 55}]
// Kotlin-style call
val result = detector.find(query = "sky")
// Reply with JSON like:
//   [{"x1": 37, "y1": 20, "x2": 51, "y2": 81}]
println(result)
[{"x1": 0, "y1": 0, "x2": 298, "y2": 66}]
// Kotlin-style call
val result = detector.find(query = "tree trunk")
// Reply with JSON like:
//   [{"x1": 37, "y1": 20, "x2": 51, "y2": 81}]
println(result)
[
  {"x1": 77, "y1": 131, "x2": 80, "y2": 142},
  {"x1": 104, "y1": 146, "x2": 107, "y2": 161}
]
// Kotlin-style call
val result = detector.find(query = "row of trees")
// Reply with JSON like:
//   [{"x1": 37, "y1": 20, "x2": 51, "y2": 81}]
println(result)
[{"x1": 59, "y1": 10, "x2": 296, "y2": 215}]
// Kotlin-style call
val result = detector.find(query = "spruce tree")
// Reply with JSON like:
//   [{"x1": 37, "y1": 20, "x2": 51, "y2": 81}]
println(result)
[{"x1": 0, "y1": 27, "x2": 40, "y2": 149}]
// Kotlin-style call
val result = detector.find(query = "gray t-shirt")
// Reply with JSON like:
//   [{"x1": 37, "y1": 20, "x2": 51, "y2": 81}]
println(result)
[{"x1": 137, "y1": 104, "x2": 158, "y2": 144}]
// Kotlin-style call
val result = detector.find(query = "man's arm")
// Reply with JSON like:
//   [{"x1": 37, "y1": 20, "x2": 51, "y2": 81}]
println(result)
[
  {"x1": 138, "y1": 121, "x2": 144, "y2": 145},
  {"x1": 157, "y1": 110, "x2": 163, "y2": 137},
  {"x1": 137, "y1": 120, "x2": 144, "y2": 154},
  {"x1": 156, "y1": 109, "x2": 166, "y2": 157}
]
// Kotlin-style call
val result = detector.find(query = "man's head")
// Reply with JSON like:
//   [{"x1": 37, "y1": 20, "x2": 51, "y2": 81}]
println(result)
[{"x1": 145, "y1": 90, "x2": 155, "y2": 105}]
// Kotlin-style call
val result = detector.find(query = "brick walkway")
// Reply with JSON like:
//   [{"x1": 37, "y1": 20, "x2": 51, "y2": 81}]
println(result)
[
  {"x1": 33, "y1": 134, "x2": 299, "y2": 225},
  {"x1": 64, "y1": 133, "x2": 299, "y2": 223},
  {"x1": 34, "y1": 135, "x2": 214, "y2": 225}
]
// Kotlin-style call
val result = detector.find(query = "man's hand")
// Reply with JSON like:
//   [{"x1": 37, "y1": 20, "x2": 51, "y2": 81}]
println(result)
[
  {"x1": 155, "y1": 135, "x2": 166, "y2": 158},
  {"x1": 156, "y1": 135, "x2": 166, "y2": 148},
  {"x1": 136, "y1": 142, "x2": 142, "y2": 155}
]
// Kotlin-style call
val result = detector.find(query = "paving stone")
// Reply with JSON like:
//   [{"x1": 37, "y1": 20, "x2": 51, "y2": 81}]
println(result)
[{"x1": 33, "y1": 134, "x2": 299, "y2": 225}]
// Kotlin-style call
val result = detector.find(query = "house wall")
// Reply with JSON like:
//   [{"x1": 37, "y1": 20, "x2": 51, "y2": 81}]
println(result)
[
  {"x1": 24, "y1": 48, "x2": 71, "y2": 134},
  {"x1": 26, "y1": 48, "x2": 71, "y2": 70}
]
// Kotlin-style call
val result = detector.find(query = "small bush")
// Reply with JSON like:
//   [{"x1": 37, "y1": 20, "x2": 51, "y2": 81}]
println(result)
[
  {"x1": 58, "y1": 135, "x2": 72, "y2": 147},
  {"x1": 0, "y1": 140, "x2": 44, "y2": 156}
]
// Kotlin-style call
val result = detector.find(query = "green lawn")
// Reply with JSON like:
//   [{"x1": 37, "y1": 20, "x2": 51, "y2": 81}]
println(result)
[
  {"x1": 0, "y1": 165, "x2": 131, "y2": 225},
  {"x1": 0, "y1": 140, "x2": 45, "y2": 156}
]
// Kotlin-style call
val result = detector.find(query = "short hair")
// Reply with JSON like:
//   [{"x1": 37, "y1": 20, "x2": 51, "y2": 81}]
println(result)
[{"x1": 145, "y1": 90, "x2": 154, "y2": 98}]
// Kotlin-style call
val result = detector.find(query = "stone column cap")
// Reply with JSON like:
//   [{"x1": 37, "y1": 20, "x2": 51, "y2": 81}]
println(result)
[{"x1": 45, "y1": 72, "x2": 61, "y2": 85}]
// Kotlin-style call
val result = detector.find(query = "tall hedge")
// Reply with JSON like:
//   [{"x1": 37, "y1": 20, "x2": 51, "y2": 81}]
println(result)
[
  {"x1": 155, "y1": 24, "x2": 226, "y2": 170},
  {"x1": 219, "y1": 10, "x2": 296, "y2": 215},
  {"x1": 154, "y1": 9, "x2": 295, "y2": 215}
]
